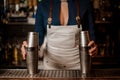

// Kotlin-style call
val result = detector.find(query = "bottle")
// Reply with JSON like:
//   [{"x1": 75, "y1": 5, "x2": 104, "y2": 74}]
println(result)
[{"x1": 13, "y1": 45, "x2": 18, "y2": 65}]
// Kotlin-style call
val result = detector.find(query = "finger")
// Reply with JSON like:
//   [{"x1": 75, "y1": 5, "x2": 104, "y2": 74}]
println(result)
[
  {"x1": 21, "y1": 45, "x2": 26, "y2": 60},
  {"x1": 88, "y1": 41, "x2": 95, "y2": 47},
  {"x1": 90, "y1": 50, "x2": 97, "y2": 57},
  {"x1": 89, "y1": 45, "x2": 97, "y2": 56},
  {"x1": 88, "y1": 41, "x2": 97, "y2": 51},
  {"x1": 21, "y1": 41, "x2": 28, "y2": 60},
  {"x1": 23, "y1": 41, "x2": 28, "y2": 47}
]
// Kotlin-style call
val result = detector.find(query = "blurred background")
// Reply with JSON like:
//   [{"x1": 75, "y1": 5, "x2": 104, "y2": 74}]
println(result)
[{"x1": 0, "y1": 0, "x2": 120, "y2": 69}]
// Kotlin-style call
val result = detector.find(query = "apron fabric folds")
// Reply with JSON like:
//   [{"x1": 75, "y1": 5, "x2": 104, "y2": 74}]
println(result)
[
  {"x1": 39, "y1": 0, "x2": 82, "y2": 70},
  {"x1": 43, "y1": 25, "x2": 81, "y2": 70}
]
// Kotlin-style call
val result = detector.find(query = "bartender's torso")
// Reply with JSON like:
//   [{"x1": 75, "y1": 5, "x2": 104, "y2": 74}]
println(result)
[
  {"x1": 35, "y1": 0, "x2": 95, "y2": 45},
  {"x1": 41, "y1": 0, "x2": 81, "y2": 70},
  {"x1": 35, "y1": 0, "x2": 94, "y2": 70},
  {"x1": 36, "y1": 0, "x2": 90, "y2": 25}
]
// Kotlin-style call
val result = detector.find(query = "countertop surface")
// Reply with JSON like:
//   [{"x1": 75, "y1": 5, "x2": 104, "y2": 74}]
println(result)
[{"x1": 0, "y1": 69, "x2": 120, "y2": 80}]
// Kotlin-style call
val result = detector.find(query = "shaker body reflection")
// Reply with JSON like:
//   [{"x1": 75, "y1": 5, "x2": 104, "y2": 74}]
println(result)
[
  {"x1": 79, "y1": 31, "x2": 91, "y2": 77},
  {"x1": 26, "y1": 32, "x2": 39, "y2": 75}
]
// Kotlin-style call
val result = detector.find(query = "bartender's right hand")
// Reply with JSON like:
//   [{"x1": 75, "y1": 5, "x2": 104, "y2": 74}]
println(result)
[{"x1": 21, "y1": 41, "x2": 28, "y2": 60}]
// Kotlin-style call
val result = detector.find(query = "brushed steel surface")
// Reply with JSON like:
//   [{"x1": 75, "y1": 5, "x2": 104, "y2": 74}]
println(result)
[
  {"x1": 27, "y1": 32, "x2": 39, "y2": 75},
  {"x1": 0, "y1": 69, "x2": 120, "y2": 78}
]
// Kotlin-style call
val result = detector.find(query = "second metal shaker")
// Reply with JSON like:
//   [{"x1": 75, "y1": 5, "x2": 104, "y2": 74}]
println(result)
[
  {"x1": 26, "y1": 32, "x2": 39, "y2": 75},
  {"x1": 79, "y1": 31, "x2": 91, "y2": 77}
]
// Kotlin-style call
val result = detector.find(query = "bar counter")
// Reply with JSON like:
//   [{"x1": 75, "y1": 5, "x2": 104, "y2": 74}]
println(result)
[{"x1": 0, "y1": 69, "x2": 120, "y2": 80}]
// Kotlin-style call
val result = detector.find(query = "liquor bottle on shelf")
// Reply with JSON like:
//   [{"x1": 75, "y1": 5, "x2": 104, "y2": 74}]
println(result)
[
  {"x1": 93, "y1": 0, "x2": 100, "y2": 21},
  {"x1": 12, "y1": 40, "x2": 22, "y2": 66},
  {"x1": 13, "y1": 45, "x2": 19, "y2": 65},
  {"x1": 4, "y1": 42, "x2": 13, "y2": 65}
]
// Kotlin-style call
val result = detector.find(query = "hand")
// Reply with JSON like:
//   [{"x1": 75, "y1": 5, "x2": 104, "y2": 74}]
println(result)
[
  {"x1": 21, "y1": 41, "x2": 28, "y2": 60},
  {"x1": 88, "y1": 40, "x2": 97, "y2": 57}
]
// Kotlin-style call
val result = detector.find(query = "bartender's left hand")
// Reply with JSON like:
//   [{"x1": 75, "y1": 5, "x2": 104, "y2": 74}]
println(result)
[{"x1": 88, "y1": 40, "x2": 97, "y2": 57}]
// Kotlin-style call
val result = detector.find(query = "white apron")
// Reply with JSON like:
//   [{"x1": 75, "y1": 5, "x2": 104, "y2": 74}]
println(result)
[{"x1": 42, "y1": 25, "x2": 81, "y2": 70}]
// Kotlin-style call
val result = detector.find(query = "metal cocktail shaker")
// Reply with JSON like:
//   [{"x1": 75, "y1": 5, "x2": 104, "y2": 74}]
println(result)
[
  {"x1": 26, "y1": 32, "x2": 39, "y2": 75},
  {"x1": 79, "y1": 31, "x2": 91, "y2": 77}
]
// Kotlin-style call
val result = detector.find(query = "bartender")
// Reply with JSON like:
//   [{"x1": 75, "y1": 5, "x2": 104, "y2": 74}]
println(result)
[{"x1": 21, "y1": 0, "x2": 97, "y2": 69}]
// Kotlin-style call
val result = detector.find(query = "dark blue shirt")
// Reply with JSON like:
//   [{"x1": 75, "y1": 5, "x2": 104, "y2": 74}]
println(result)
[{"x1": 35, "y1": 0, "x2": 95, "y2": 45}]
